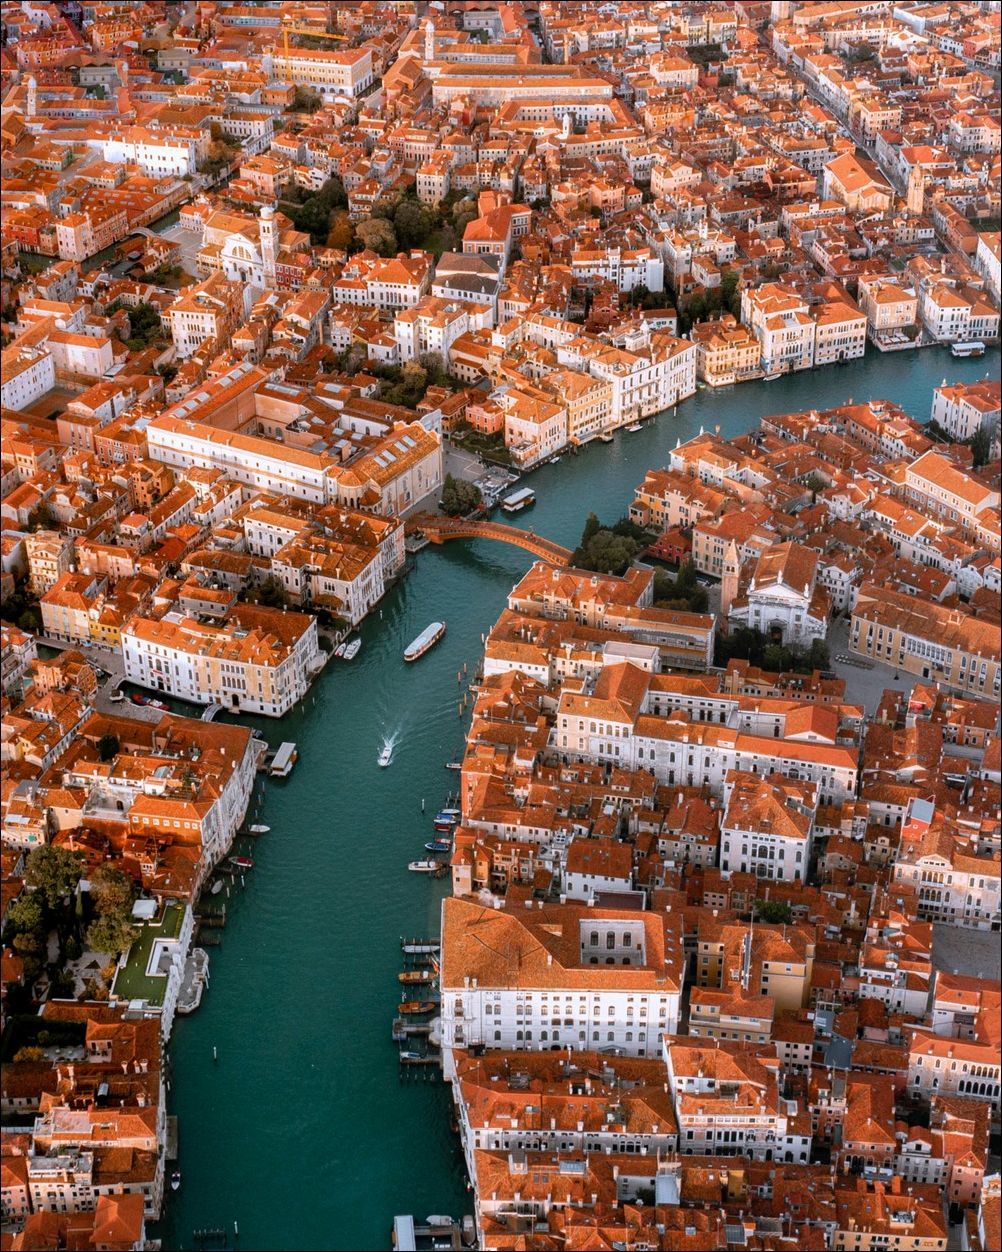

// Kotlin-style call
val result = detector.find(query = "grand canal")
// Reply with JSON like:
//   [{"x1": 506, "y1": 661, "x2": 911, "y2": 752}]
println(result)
[{"x1": 158, "y1": 346, "x2": 996, "y2": 1250}]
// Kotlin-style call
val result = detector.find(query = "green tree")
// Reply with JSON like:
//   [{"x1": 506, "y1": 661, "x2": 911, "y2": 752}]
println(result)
[
  {"x1": 24, "y1": 846, "x2": 83, "y2": 910},
  {"x1": 440, "y1": 474, "x2": 483, "y2": 517},
  {"x1": 89, "y1": 865, "x2": 136, "y2": 920},
  {"x1": 400, "y1": 359, "x2": 428, "y2": 395},
  {"x1": 654, "y1": 561, "x2": 708, "y2": 612},
  {"x1": 452, "y1": 198, "x2": 478, "y2": 237},
  {"x1": 4, "y1": 893, "x2": 45, "y2": 937},
  {"x1": 571, "y1": 512, "x2": 642, "y2": 576},
  {"x1": 805, "y1": 638, "x2": 832, "y2": 671},
  {"x1": 969, "y1": 421, "x2": 997, "y2": 469},
  {"x1": 289, "y1": 195, "x2": 335, "y2": 242},
  {"x1": 122, "y1": 302, "x2": 163, "y2": 348},
  {"x1": 18, "y1": 605, "x2": 41, "y2": 633},
  {"x1": 755, "y1": 899, "x2": 793, "y2": 924},
  {"x1": 86, "y1": 914, "x2": 138, "y2": 958},
  {"x1": 97, "y1": 733, "x2": 119, "y2": 762},
  {"x1": 356, "y1": 216, "x2": 398, "y2": 256},
  {"x1": 580, "y1": 513, "x2": 602, "y2": 547},
  {"x1": 256, "y1": 576, "x2": 289, "y2": 609},
  {"x1": 27, "y1": 502, "x2": 59, "y2": 531},
  {"x1": 419, "y1": 352, "x2": 448, "y2": 387},
  {"x1": 394, "y1": 198, "x2": 434, "y2": 249}
]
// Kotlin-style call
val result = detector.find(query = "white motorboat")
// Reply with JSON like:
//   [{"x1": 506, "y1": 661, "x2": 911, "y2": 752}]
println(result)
[
  {"x1": 408, "y1": 860, "x2": 441, "y2": 873},
  {"x1": 249, "y1": 824, "x2": 269, "y2": 834},
  {"x1": 378, "y1": 745, "x2": 393, "y2": 767},
  {"x1": 343, "y1": 638, "x2": 361, "y2": 660}
]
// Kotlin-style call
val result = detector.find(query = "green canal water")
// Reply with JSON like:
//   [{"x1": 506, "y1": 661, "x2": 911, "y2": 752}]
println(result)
[{"x1": 158, "y1": 346, "x2": 996, "y2": 1251}]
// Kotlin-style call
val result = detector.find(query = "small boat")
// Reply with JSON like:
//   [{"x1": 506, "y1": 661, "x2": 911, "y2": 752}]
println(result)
[
  {"x1": 170, "y1": 1172, "x2": 181, "y2": 1192},
  {"x1": 597, "y1": 432, "x2": 614, "y2": 443},
  {"x1": 147, "y1": 697, "x2": 169, "y2": 711},
  {"x1": 549, "y1": 455, "x2": 561, "y2": 464},
  {"x1": 399, "y1": 1050, "x2": 424, "y2": 1061},
  {"x1": 626, "y1": 422, "x2": 643, "y2": 432},
  {"x1": 399, "y1": 1000, "x2": 438, "y2": 1015},
  {"x1": 404, "y1": 621, "x2": 446, "y2": 662},
  {"x1": 433, "y1": 808, "x2": 460, "y2": 831},
  {"x1": 378, "y1": 745, "x2": 393, "y2": 767},
  {"x1": 229, "y1": 855, "x2": 253, "y2": 870},
  {"x1": 109, "y1": 690, "x2": 125, "y2": 702},
  {"x1": 408, "y1": 860, "x2": 441, "y2": 873},
  {"x1": 334, "y1": 641, "x2": 346, "y2": 658},
  {"x1": 763, "y1": 370, "x2": 781, "y2": 381},
  {"x1": 425, "y1": 839, "x2": 451, "y2": 853},
  {"x1": 130, "y1": 693, "x2": 146, "y2": 705},
  {"x1": 427, "y1": 1217, "x2": 454, "y2": 1229},
  {"x1": 248, "y1": 824, "x2": 269, "y2": 834},
  {"x1": 399, "y1": 969, "x2": 434, "y2": 983},
  {"x1": 444, "y1": 760, "x2": 462, "y2": 770},
  {"x1": 342, "y1": 638, "x2": 361, "y2": 661},
  {"x1": 210, "y1": 880, "x2": 224, "y2": 895},
  {"x1": 951, "y1": 340, "x2": 985, "y2": 358},
  {"x1": 401, "y1": 941, "x2": 439, "y2": 955}
]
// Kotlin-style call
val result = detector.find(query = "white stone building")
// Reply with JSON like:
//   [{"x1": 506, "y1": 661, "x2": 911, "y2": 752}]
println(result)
[{"x1": 439, "y1": 897, "x2": 684, "y2": 1080}]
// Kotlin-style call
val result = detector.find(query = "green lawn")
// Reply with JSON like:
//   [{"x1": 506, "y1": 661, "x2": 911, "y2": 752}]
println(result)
[{"x1": 111, "y1": 901, "x2": 185, "y2": 1006}]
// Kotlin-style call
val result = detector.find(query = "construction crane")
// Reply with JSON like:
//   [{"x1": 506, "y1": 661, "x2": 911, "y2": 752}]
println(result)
[{"x1": 286, "y1": 25, "x2": 346, "y2": 42}]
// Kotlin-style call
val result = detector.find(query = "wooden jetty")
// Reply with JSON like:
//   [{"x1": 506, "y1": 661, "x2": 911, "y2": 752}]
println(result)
[{"x1": 392, "y1": 1018, "x2": 433, "y2": 1041}]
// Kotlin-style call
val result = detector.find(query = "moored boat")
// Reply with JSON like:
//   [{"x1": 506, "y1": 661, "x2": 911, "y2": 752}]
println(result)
[
  {"x1": 248, "y1": 824, "x2": 270, "y2": 833},
  {"x1": 404, "y1": 621, "x2": 446, "y2": 662},
  {"x1": 399, "y1": 1000, "x2": 438, "y2": 1015},
  {"x1": 425, "y1": 839, "x2": 451, "y2": 853},
  {"x1": 763, "y1": 370, "x2": 782, "y2": 381},
  {"x1": 501, "y1": 487, "x2": 535, "y2": 513},
  {"x1": 408, "y1": 860, "x2": 440, "y2": 873},
  {"x1": 597, "y1": 432, "x2": 614, "y2": 443},
  {"x1": 625, "y1": 422, "x2": 643, "y2": 432},
  {"x1": 399, "y1": 969, "x2": 434, "y2": 983},
  {"x1": 334, "y1": 641, "x2": 346, "y2": 658},
  {"x1": 170, "y1": 1172, "x2": 181, "y2": 1192},
  {"x1": 210, "y1": 880, "x2": 224, "y2": 895},
  {"x1": 951, "y1": 340, "x2": 985, "y2": 358},
  {"x1": 342, "y1": 638, "x2": 361, "y2": 660},
  {"x1": 269, "y1": 742, "x2": 297, "y2": 777},
  {"x1": 229, "y1": 855, "x2": 253, "y2": 870}
]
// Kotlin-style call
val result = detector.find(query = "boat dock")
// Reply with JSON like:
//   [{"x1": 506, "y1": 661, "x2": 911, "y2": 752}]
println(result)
[
  {"x1": 392, "y1": 1215, "x2": 473, "y2": 1251},
  {"x1": 392, "y1": 1018, "x2": 433, "y2": 1040},
  {"x1": 260, "y1": 741, "x2": 297, "y2": 776}
]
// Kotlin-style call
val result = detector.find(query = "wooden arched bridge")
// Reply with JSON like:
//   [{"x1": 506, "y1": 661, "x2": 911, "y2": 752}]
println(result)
[{"x1": 406, "y1": 513, "x2": 573, "y2": 565}]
